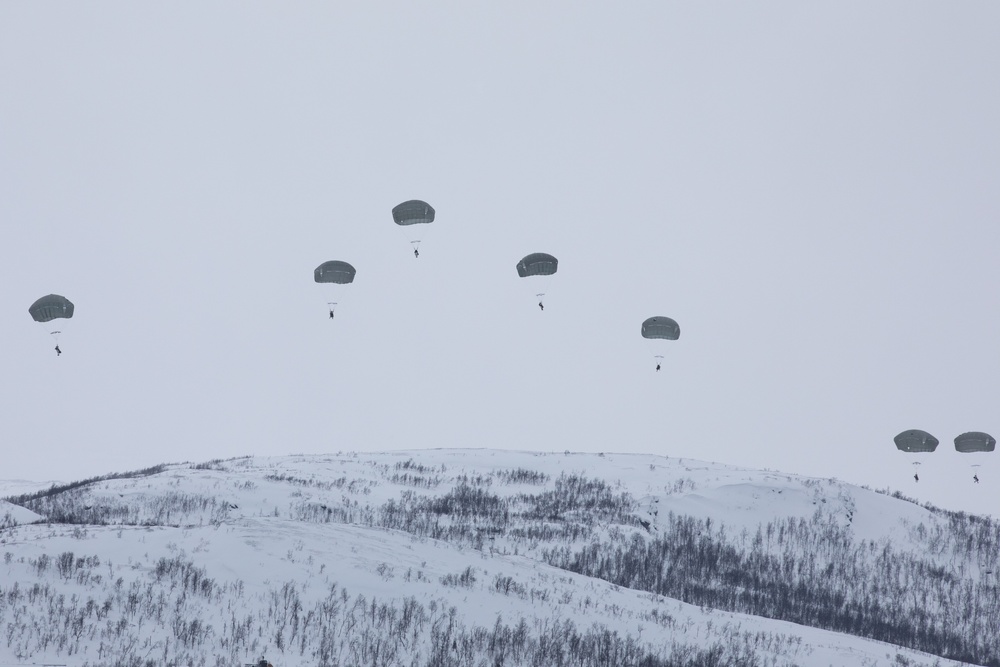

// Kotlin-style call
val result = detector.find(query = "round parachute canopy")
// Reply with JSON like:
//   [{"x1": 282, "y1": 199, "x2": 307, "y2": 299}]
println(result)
[
  {"x1": 894, "y1": 430, "x2": 939, "y2": 453},
  {"x1": 642, "y1": 316, "x2": 680, "y2": 341},
  {"x1": 314, "y1": 261, "x2": 357, "y2": 285},
  {"x1": 29, "y1": 294, "x2": 74, "y2": 323},
  {"x1": 954, "y1": 432, "x2": 996, "y2": 453},
  {"x1": 392, "y1": 200, "x2": 435, "y2": 226},
  {"x1": 516, "y1": 253, "x2": 558, "y2": 278}
]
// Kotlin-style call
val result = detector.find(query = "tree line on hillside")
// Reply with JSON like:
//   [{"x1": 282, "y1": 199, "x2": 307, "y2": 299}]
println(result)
[{"x1": 0, "y1": 550, "x2": 785, "y2": 667}]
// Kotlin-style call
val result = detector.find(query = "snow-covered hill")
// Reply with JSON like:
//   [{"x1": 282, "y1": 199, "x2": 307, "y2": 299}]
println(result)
[{"x1": 2, "y1": 449, "x2": 997, "y2": 667}]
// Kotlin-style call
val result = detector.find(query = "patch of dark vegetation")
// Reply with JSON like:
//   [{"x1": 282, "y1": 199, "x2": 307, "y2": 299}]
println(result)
[
  {"x1": 264, "y1": 473, "x2": 348, "y2": 490},
  {"x1": 393, "y1": 458, "x2": 439, "y2": 474},
  {"x1": 190, "y1": 459, "x2": 226, "y2": 471},
  {"x1": 495, "y1": 467, "x2": 550, "y2": 485},
  {"x1": 429, "y1": 483, "x2": 505, "y2": 518},
  {"x1": 522, "y1": 474, "x2": 633, "y2": 524}
]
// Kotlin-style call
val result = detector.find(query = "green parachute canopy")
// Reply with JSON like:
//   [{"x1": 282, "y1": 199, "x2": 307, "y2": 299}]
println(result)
[
  {"x1": 894, "y1": 429, "x2": 939, "y2": 453},
  {"x1": 392, "y1": 200, "x2": 435, "y2": 226},
  {"x1": 314, "y1": 261, "x2": 357, "y2": 285},
  {"x1": 954, "y1": 432, "x2": 996, "y2": 453},
  {"x1": 516, "y1": 253, "x2": 558, "y2": 278},
  {"x1": 29, "y1": 294, "x2": 74, "y2": 323},
  {"x1": 642, "y1": 316, "x2": 680, "y2": 341}
]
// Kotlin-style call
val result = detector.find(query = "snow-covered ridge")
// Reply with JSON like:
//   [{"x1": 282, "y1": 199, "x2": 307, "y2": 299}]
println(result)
[{"x1": 2, "y1": 449, "x2": 997, "y2": 667}]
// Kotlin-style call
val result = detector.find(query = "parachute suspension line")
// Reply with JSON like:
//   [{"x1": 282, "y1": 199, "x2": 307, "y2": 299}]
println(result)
[{"x1": 392, "y1": 225, "x2": 425, "y2": 258}]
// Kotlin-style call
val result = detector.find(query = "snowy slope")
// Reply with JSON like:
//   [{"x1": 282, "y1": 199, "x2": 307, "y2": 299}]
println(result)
[
  {"x1": 0, "y1": 499, "x2": 42, "y2": 528},
  {"x1": 1, "y1": 449, "x2": 994, "y2": 667}
]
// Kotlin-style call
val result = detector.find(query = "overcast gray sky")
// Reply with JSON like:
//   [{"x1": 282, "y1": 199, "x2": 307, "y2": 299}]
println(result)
[{"x1": 2, "y1": 2, "x2": 998, "y2": 516}]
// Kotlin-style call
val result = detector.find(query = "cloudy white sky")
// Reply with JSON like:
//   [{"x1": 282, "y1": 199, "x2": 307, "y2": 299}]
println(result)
[{"x1": 2, "y1": 3, "x2": 998, "y2": 516}]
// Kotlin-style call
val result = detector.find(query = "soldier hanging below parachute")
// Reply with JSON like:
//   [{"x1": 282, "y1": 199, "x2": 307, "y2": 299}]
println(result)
[
  {"x1": 392, "y1": 200, "x2": 435, "y2": 258},
  {"x1": 954, "y1": 431, "x2": 995, "y2": 484},
  {"x1": 516, "y1": 253, "x2": 558, "y2": 311},
  {"x1": 29, "y1": 294, "x2": 74, "y2": 356},
  {"x1": 314, "y1": 261, "x2": 356, "y2": 320},
  {"x1": 641, "y1": 316, "x2": 680, "y2": 372},
  {"x1": 894, "y1": 429, "x2": 938, "y2": 482}
]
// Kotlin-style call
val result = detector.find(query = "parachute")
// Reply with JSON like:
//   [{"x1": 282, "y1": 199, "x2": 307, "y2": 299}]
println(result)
[
  {"x1": 954, "y1": 432, "x2": 996, "y2": 453},
  {"x1": 392, "y1": 200, "x2": 435, "y2": 226},
  {"x1": 516, "y1": 253, "x2": 558, "y2": 278},
  {"x1": 314, "y1": 261, "x2": 356, "y2": 318},
  {"x1": 641, "y1": 316, "x2": 680, "y2": 371},
  {"x1": 29, "y1": 294, "x2": 74, "y2": 323},
  {"x1": 641, "y1": 316, "x2": 680, "y2": 341},
  {"x1": 894, "y1": 429, "x2": 939, "y2": 453},
  {"x1": 314, "y1": 261, "x2": 356, "y2": 285},
  {"x1": 392, "y1": 200, "x2": 435, "y2": 257}
]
